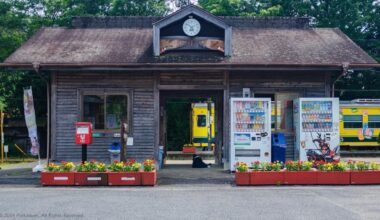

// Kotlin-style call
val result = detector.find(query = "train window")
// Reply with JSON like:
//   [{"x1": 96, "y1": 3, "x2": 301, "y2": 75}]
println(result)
[
  {"x1": 197, "y1": 115, "x2": 207, "y2": 127},
  {"x1": 343, "y1": 115, "x2": 362, "y2": 129},
  {"x1": 368, "y1": 115, "x2": 380, "y2": 128}
]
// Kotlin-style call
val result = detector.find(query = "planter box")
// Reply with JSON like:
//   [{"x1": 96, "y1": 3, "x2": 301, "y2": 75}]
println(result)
[
  {"x1": 316, "y1": 171, "x2": 350, "y2": 185},
  {"x1": 182, "y1": 147, "x2": 196, "y2": 154},
  {"x1": 74, "y1": 172, "x2": 108, "y2": 186},
  {"x1": 351, "y1": 171, "x2": 380, "y2": 185},
  {"x1": 250, "y1": 171, "x2": 284, "y2": 185},
  {"x1": 235, "y1": 171, "x2": 250, "y2": 186},
  {"x1": 41, "y1": 172, "x2": 75, "y2": 186},
  {"x1": 108, "y1": 172, "x2": 141, "y2": 186},
  {"x1": 284, "y1": 171, "x2": 317, "y2": 185},
  {"x1": 141, "y1": 170, "x2": 157, "y2": 186}
]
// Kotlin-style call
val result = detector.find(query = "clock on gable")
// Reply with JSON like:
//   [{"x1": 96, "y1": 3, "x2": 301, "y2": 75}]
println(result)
[
  {"x1": 182, "y1": 18, "x2": 201, "y2": 37},
  {"x1": 153, "y1": 4, "x2": 231, "y2": 56}
]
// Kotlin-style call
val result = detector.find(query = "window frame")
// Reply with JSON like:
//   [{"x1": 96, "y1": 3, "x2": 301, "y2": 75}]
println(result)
[
  {"x1": 79, "y1": 89, "x2": 133, "y2": 133},
  {"x1": 343, "y1": 115, "x2": 363, "y2": 129},
  {"x1": 368, "y1": 115, "x2": 380, "y2": 128}
]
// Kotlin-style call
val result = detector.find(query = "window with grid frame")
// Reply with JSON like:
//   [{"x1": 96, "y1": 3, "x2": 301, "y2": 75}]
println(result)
[
  {"x1": 82, "y1": 93, "x2": 129, "y2": 131},
  {"x1": 368, "y1": 115, "x2": 380, "y2": 128},
  {"x1": 343, "y1": 115, "x2": 363, "y2": 129}
]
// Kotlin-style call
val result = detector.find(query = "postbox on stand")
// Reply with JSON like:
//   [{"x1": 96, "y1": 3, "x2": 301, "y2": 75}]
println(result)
[{"x1": 75, "y1": 122, "x2": 92, "y2": 162}]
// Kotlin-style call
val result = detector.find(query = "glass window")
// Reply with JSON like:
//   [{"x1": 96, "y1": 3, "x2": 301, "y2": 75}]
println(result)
[
  {"x1": 368, "y1": 115, "x2": 380, "y2": 128},
  {"x1": 343, "y1": 115, "x2": 362, "y2": 129},
  {"x1": 275, "y1": 93, "x2": 299, "y2": 132},
  {"x1": 197, "y1": 115, "x2": 206, "y2": 127},
  {"x1": 83, "y1": 94, "x2": 128, "y2": 130}
]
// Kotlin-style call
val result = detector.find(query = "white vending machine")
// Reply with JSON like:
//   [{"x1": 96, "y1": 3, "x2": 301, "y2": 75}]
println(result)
[
  {"x1": 293, "y1": 98, "x2": 340, "y2": 162},
  {"x1": 230, "y1": 98, "x2": 272, "y2": 171}
]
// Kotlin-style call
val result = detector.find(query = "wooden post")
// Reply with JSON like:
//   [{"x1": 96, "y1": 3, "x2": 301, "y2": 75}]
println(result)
[{"x1": 120, "y1": 121, "x2": 128, "y2": 162}]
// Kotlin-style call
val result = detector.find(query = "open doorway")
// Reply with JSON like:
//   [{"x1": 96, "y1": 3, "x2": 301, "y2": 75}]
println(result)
[{"x1": 159, "y1": 90, "x2": 224, "y2": 167}]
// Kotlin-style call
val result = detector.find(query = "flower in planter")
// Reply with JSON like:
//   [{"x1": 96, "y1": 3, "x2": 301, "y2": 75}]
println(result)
[
  {"x1": 285, "y1": 160, "x2": 296, "y2": 171},
  {"x1": 46, "y1": 163, "x2": 60, "y2": 172},
  {"x1": 76, "y1": 160, "x2": 102, "y2": 172},
  {"x1": 143, "y1": 159, "x2": 156, "y2": 172},
  {"x1": 61, "y1": 161, "x2": 75, "y2": 172},
  {"x1": 333, "y1": 161, "x2": 346, "y2": 171},
  {"x1": 347, "y1": 160, "x2": 356, "y2": 170},
  {"x1": 108, "y1": 161, "x2": 125, "y2": 172},
  {"x1": 356, "y1": 161, "x2": 369, "y2": 171},
  {"x1": 251, "y1": 161, "x2": 261, "y2": 171},
  {"x1": 123, "y1": 159, "x2": 142, "y2": 172},
  {"x1": 370, "y1": 162, "x2": 380, "y2": 170},
  {"x1": 301, "y1": 161, "x2": 313, "y2": 171},
  {"x1": 261, "y1": 162, "x2": 272, "y2": 171},
  {"x1": 96, "y1": 163, "x2": 107, "y2": 172},
  {"x1": 235, "y1": 162, "x2": 248, "y2": 172},
  {"x1": 271, "y1": 161, "x2": 282, "y2": 171}
]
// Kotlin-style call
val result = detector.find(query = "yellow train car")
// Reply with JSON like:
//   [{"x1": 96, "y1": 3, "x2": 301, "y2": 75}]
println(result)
[
  {"x1": 340, "y1": 99, "x2": 380, "y2": 147},
  {"x1": 186, "y1": 102, "x2": 215, "y2": 148}
]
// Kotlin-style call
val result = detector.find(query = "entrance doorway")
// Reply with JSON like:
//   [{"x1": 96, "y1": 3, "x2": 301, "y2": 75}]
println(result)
[{"x1": 159, "y1": 90, "x2": 224, "y2": 167}]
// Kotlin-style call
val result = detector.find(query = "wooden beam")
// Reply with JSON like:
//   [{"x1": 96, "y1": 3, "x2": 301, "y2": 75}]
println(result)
[
  {"x1": 154, "y1": 72, "x2": 160, "y2": 160},
  {"x1": 158, "y1": 85, "x2": 226, "y2": 90},
  {"x1": 223, "y1": 70, "x2": 230, "y2": 169}
]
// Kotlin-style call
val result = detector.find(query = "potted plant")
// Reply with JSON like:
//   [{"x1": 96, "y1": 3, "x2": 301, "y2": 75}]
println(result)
[
  {"x1": 350, "y1": 161, "x2": 380, "y2": 184},
  {"x1": 235, "y1": 162, "x2": 250, "y2": 186},
  {"x1": 141, "y1": 159, "x2": 157, "y2": 186},
  {"x1": 41, "y1": 162, "x2": 76, "y2": 186},
  {"x1": 250, "y1": 161, "x2": 284, "y2": 185},
  {"x1": 284, "y1": 160, "x2": 317, "y2": 185},
  {"x1": 74, "y1": 160, "x2": 108, "y2": 186},
  {"x1": 107, "y1": 160, "x2": 142, "y2": 186},
  {"x1": 316, "y1": 161, "x2": 350, "y2": 185}
]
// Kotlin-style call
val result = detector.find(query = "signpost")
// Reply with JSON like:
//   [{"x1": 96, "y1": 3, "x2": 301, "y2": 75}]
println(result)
[{"x1": 75, "y1": 122, "x2": 93, "y2": 162}]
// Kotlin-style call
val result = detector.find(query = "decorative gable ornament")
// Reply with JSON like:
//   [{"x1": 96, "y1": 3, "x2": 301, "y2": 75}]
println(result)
[{"x1": 153, "y1": 5, "x2": 232, "y2": 57}]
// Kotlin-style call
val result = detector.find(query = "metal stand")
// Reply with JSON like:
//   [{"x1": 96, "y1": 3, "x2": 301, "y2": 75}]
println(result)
[{"x1": 82, "y1": 144, "x2": 87, "y2": 162}]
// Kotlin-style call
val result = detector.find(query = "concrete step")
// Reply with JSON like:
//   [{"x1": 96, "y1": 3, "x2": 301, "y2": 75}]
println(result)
[{"x1": 166, "y1": 151, "x2": 215, "y2": 160}]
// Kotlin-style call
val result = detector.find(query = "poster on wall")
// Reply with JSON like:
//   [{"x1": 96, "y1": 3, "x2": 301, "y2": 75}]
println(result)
[{"x1": 24, "y1": 87, "x2": 40, "y2": 156}]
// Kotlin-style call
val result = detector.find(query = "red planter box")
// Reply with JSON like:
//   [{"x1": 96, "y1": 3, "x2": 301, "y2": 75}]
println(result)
[
  {"x1": 250, "y1": 171, "x2": 284, "y2": 185},
  {"x1": 316, "y1": 171, "x2": 350, "y2": 185},
  {"x1": 74, "y1": 172, "x2": 108, "y2": 186},
  {"x1": 108, "y1": 172, "x2": 141, "y2": 186},
  {"x1": 41, "y1": 172, "x2": 75, "y2": 186},
  {"x1": 141, "y1": 170, "x2": 157, "y2": 186},
  {"x1": 235, "y1": 171, "x2": 250, "y2": 186},
  {"x1": 284, "y1": 171, "x2": 317, "y2": 185},
  {"x1": 350, "y1": 171, "x2": 380, "y2": 185},
  {"x1": 182, "y1": 147, "x2": 196, "y2": 154}
]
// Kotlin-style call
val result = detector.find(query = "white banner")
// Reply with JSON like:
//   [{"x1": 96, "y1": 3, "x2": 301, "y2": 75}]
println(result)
[{"x1": 24, "y1": 87, "x2": 40, "y2": 156}]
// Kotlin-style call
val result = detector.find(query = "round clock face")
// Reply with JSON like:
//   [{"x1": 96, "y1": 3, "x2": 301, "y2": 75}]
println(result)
[{"x1": 183, "y1": 18, "x2": 201, "y2": 37}]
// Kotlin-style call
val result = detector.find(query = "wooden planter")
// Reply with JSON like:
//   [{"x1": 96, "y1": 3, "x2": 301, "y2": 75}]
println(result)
[
  {"x1": 74, "y1": 172, "x2": 108, "y2": 186},
  {"x1": 284, "y1": 171, "x2": 317, "y2": 185},
  {"x1": 250, "y1": 171, "x2": 284, "y2": 185},
  {"x1": 107, "y1": 172, "x2": 141, "y2": 186},
  {"x1": 316, "y1": 171, "x2": 350, "y2": 185},
  {"x1": 350, "y1": 171, "x2": 380, "y2": 185},
  {"x1": 141, "y1": 170, "x2": 157, "y2": 186},
  {"x1": 235, "y1": 171, "x2": 250, "y2": 186},
  {"x1": 41, "y1": 172, "x2": 75, "y2": 186}
]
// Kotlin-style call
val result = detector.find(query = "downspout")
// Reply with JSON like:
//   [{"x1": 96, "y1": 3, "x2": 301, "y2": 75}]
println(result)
[
  {"x1": 33, "y1": 62, "x2": 51, "y2": 164},
  {"x1": 331, "y1": 62, "x2": 350, "y2": 97}
]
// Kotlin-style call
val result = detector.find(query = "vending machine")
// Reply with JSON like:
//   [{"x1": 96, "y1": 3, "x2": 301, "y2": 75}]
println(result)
[
  {"x1": 293, "y1": 98, "x2": 340, "y2": 162},
  {"x1": 230, "y1": 98, "x2": 272, "y2": 171}
]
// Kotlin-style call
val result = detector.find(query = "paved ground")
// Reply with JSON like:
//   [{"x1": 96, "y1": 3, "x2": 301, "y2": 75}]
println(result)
[{"x1": 0, "y1": 160, "x2": 380, "y2": 220}]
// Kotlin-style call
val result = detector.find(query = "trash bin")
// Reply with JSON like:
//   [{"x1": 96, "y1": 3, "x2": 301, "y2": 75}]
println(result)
[
  {"x1": 158, "y1": 145, "x2": 164, "y2": 169},
  {"x1": 108, "y1": 142, "x2": 121, "y2": 162},
  {"x1": 271, "y1": 133, "x2": 286, "y2": 163}
]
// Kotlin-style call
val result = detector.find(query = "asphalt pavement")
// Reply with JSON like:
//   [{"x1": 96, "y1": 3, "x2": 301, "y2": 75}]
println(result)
[{"x1": 0, "y1": 163, "x2": 379, "y2": 220}]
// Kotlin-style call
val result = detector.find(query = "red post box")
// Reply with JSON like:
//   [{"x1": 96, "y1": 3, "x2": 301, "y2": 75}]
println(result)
[{"x1": 75, "y1": 122, "x2": 93, "y2": 145}]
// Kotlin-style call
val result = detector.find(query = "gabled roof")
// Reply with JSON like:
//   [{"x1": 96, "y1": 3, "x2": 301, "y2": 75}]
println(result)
[
  {"x1": 1, "y1": 16, "x2": 378, "y2": 70},
  {"x1": 153, "y1": 4, "x2": 229, "y2": 29}
]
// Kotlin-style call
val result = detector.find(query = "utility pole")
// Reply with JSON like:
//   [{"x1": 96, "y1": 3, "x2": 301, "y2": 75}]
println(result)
[{"x1": 1, "y1": 110, "x2": 4, "y2": 164}]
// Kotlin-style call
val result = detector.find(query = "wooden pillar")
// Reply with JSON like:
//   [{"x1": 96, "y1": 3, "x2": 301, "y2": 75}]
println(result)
[
  {"x1": 50, "y1": 72, "x2": 57, "y2": 161},
  {"x1": 154, "y1": 72, "x2": 160, "y2": 160},
  {"x1": 223, "y1": 71, "x2": 230, "y2": 170}
]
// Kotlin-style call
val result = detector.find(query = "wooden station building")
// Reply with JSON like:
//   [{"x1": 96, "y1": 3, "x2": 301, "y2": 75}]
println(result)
[{"x1": 1, "y1": 5, "x2": 379, "y2": 168}]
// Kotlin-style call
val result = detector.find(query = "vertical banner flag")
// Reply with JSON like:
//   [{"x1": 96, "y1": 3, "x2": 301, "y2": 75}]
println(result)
[{"x1": 24, "y1": 87, "x2": 40, "y2": 156}]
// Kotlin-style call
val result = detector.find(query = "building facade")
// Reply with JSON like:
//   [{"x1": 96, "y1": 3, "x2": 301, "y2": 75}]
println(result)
[{"x1": 2, "y1": 5, "x2": 378, "y2": 168}]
